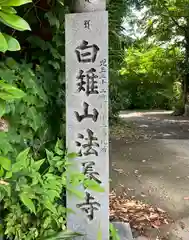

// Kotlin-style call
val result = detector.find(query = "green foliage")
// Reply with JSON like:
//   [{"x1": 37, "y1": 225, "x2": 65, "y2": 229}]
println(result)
[
  {"x1": 0, "y1": 2, "x2": 69, "y2": 238},
  {"x1": 1, "y1": 143, "x2": 66, "y2": 239},
  {"x1": 0, "y1": 59, "x2": 49, "y2": 158},
  {"x1": 44, "y1": 231, "x2": 83, "y2": 240},
  {"x1": 0, "y1": 78, "x2": 25, "y2": 120},
  {"x1": 0, "y1": 141, "x2": 100, "y2": 240},
  {"x1": 0, "y1": 79, "x2": 25, "y2": 100},
  {"x1": 0, "y1": 0, "x2": 31, "y2": 52},
  {"x1": 110, "y1": 223, "x2": 120, "y2": 240},
  {"x1": 135, "y1": 0, "x2": 189, "y2": 43},
  {"x1": 128, "y1": 0, "x2": 189, "y2": 113},
  {"x1": 108, "y1": 0, "x2": 132, "y2": 120},
  {"x1": 119, "y1": 42, "x2": 183, "y2": 110}
]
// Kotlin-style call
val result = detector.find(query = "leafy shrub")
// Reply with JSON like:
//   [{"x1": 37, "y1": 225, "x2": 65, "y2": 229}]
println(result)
[
  {"x1": 119, "y1": 45, "x2": 183, "y2": 110},
  {"x1": 0, "y1": 140, "x2": 103, "y2": 240},
  {"x1": 0, "y1": 59, "x2": 49, "y2": 159},
  {"x1": 0, "y1": 4, "x2": 69, "y2": 238},
  {"x1": 0, "y1": 141, "x2": 67, "y2": 239},
  {"x1": 0, "y1": 0, "x2": 31, "y2": 53}
]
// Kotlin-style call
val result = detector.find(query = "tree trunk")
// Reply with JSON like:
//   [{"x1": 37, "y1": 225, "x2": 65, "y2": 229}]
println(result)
[
  {"x1": 183, "y1": 19, "x2": 189, "y2": 116},
  {"x1": 183, "y1": 73, "x2": 189, "y2": 116}
]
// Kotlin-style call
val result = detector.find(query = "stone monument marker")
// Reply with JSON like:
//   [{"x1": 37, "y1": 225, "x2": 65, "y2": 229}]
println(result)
[{"x1": 65, "y1": 0, "x2": 109, "y2": 239}]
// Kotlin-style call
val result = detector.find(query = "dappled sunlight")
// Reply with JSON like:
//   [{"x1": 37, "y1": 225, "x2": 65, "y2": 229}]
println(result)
[
  {"x1": 119, "y1": 110, "x2": 173, "y2": 119},
  {"x1": 118, "y1": 110, "x2": 189, "y2": 140},
  {"x1": 110, "y1": 138, "x2": 189, "y2": 220},
  {"x1": 111, "y1": 108, "x2": 189, "y2": 237},
  {"x1": 162, "y1": 119, "x2": 189, "y2": 123},
  {"x1": 120, "y1": 110, "x2": 173, "y2": 116}
]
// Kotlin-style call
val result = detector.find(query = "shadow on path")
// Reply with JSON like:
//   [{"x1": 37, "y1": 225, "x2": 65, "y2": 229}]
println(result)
[{"x1": 110, "y1": 110, "x2": 189, "y2": 221}]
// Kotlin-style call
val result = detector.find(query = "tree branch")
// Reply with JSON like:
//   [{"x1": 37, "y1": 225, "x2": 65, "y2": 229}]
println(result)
[{"x1": 161, "y1": 3, "x2": 186, "y2": 33}]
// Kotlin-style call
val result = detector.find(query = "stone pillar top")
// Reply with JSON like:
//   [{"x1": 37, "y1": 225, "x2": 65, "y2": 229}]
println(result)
[{"x1": 73, "y1": 0, "x2": 106, "y2": 13}]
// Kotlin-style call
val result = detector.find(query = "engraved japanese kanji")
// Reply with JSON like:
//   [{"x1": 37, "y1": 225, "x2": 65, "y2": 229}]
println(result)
[
  {"x1": 75, "y1": 40, "x2": 100, "y2": 63},
  {"x1": 75, "y1": 129, "x2": 99, "y2": 156},
  {"x1": 84, "y1": 20, "x2": 91, "y2": 29},
  {"x1": 77, "y1": 68, "x2": 98, "y2": 96},
  {"x1": 74, "y1": 102, "x2": 99, "y2": 122},
  {"x1": 76, "y1": 191, "x2": 100, "y2": 220},
  {"x1": 82, "y1": 161, "x2": 101, "y2": 184}
]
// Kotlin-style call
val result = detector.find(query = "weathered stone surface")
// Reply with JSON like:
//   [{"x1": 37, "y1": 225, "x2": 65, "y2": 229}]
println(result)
[
  {"x1": 73, "y1": 0, "x2": 106, "y2": 13},
  {"x1": 134, "y1": 237, "x2": 148, "y2": 240},
  {"x1": 66, "y1": 11, "x2": 109, "y2": 240},
  {"x1": 112, "y1": 222, "x2": 133, "y2": 240}
]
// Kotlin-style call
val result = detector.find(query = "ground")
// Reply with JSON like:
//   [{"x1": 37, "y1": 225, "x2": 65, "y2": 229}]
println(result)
[{"x1": 110, "y1": 110, "x2": 189, "y2": 239}]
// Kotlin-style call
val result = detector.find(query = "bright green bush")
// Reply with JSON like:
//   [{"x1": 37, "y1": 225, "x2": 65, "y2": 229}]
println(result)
[
  {"x1": 0, "y1": 0, "x2": 31, "y2": 53},
  {"x1": 0, "y1": 141, "x2": 103, "y2": 239},
  {"x1": 119, "y1": 44, "x2": 183, "y2": 110}
]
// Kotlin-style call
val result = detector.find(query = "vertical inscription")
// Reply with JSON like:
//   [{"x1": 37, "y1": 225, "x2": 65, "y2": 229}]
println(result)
[{"x1": 66, "y1": 11, "x2": 109, "y2": 240}]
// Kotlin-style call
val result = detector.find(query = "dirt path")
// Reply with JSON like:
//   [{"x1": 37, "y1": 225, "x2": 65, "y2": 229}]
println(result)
[{"x1": 110, "y1": 110, "x2": 189, "y2": 239}]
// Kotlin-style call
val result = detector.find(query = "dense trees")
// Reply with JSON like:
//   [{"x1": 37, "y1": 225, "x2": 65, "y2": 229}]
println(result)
[
  {"x1": 120, "y1": 0, "x2": 189, "y2": 114},
  {"x1": 120, "y1": 43, "x2": 182, "y2": 109},
  {"x1": 0, "y1": 0, "x2": 128, "y2": 239}
]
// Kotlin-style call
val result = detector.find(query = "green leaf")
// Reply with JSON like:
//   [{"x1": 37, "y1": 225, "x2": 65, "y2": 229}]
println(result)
[
  {"x1": 67, "y1": 187, "x2": 85, "y2": 199},
  {"x1": 20, "y1": 193, "x2": 36, "y2": 214},
  {"x1": 45, "y1": 231, "x2": 83, "y2": 240},
  {"x1": 27, "y1": 106, "x2": 41, "y2": 131},
  {"x1": 0, "y1": 11, "x2": 31, "y2": 31},
  {"x1": 31, "y1": 172, "x2": 41, "y2": 186},
  {"x1": 32, "y1": 159, "x2": 45, "y2": 171},
  {"x1": 0, "y1": 132, "x2": 13, "y2": 155},
  {"x1": 0, "y1": 81, "x2": 25, "y2": 100},
  {"x1": 45, "y1": 190, "x2": 60, "y2": 202},
  {"x1": 67, "y1": 152, "x2": 77, "y2": 159},
  {"x1": 0, "y1": 0, "x2": 9, "y2": 5},
  {"x1": 1, "y1": 0, "x2": 32, "y2": 6},
  {"x1": 0, "y1": 100, "x2": 6, "y2": 117},
  {"x1": 46, "y1": 149, "x2": 54, "y2": 163},
  {"x1": 54, "y1": 139, "x2": 64, "y2": 155},
  {"x1": 0, "y1": 156, "x2": 11, "y2": 170},
  {"x1": 0, "y1": 32, "x2": 8, "y2": 53},
  {"x1": 0, "y1": 167, "x2": 4, "y2": 177},
  {"x1": 0, "y1": 223, "x2": 3, "y2": 236},
  {"x1": 43, "y1": 199, "x2": 57, "y2": 214},
  {"x1": 5, "y1": 57, "x2": 17, "y2": 68},
  {"x1": 16, "y1": 147, "x2": 30, "y2": 164},
  {"x1": 0, "y1": 188, "x2": 6, "y2": 201},
  {"x1": 5, "y1": 171, "x2": 12, "y2": 179},
  {"x1": 84, "y1": 179, "x2": 105, "y2": 192},
  {"x1": 43, "y1": 216, "x2": 51, "y2": 229},
  {"x1": 12, "y1": 161, "x2": 22, "y2": 172},
  {"x1": 3, "y1": 34, "x2": 20, "y2": 51},
  {"x1": 1, "y1": 7, "x2": 17, "y2": 14},
  {"x1": 110, "y1": 223, "x2": 120, "y2": 240},
  {"x1": 97, "y1": 225, "x2": 102, "y2": 240}
]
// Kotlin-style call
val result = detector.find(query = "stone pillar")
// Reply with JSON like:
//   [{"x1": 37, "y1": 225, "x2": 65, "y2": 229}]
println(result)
[
  {"x1": 65, "y1": 0, "x2": 109, "y2": 239},
  {"x1": 184, "y1": 94, "x2": 189, "y2": 116},
  {"x1": 73, "y1": 0, "x2": 106, "y2": 12}
]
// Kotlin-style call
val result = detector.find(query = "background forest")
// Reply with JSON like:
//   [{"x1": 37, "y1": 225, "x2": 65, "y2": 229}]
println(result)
[{"x1": 0, "y1": 0, "x2": 188, "y2": 239}]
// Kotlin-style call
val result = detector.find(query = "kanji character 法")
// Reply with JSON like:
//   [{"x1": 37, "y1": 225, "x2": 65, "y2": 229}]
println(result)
[{"x1": 75, "y1": 128, "x2": 99, "y2": 156}]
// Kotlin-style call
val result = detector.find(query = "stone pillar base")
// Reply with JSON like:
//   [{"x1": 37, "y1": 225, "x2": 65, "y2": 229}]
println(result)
[
  {"x1": 184, "y1": 104, "x2": 189, "y2": 116},
  {"x1": 112, "y1": 222, "x2": 133, "y2": 240}
]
